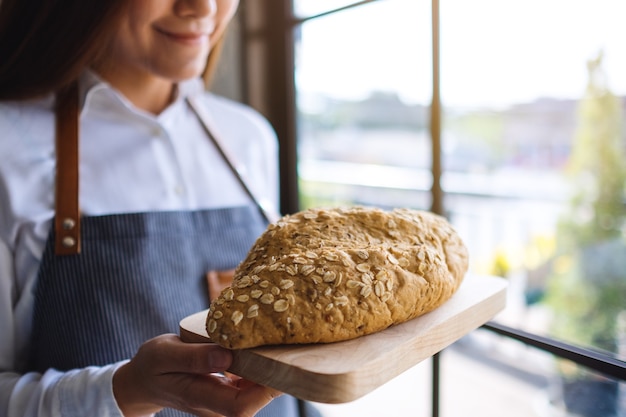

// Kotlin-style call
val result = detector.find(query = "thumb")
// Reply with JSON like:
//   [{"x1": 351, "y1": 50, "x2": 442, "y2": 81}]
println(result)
[{"x1": 161, "y1": 336, "x2": 233, "y2": 375}]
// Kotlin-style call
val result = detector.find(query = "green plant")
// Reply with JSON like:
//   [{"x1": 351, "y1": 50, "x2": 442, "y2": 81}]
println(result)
[
  {"x1": 542, "y1": 52, "x2": 625, "y2": 417},
  {"x1": 545, "y1": 51, "x2": 626, "y2": 358}
]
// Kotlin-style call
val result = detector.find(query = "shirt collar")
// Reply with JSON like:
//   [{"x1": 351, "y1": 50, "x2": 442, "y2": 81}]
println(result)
[{"x1": 79, "y1": 70, "x2": 206, "y2": 116}]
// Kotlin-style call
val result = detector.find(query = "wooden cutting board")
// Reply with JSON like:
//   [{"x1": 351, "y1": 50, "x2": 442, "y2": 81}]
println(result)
[{"x1": 179, "y1": 274, "x2": 507, "y2": 404}]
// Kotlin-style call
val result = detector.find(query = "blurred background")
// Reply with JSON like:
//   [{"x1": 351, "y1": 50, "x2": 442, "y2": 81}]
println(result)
[{"x1": 214, "y1": 1, "x2": 626, "y2": 415}]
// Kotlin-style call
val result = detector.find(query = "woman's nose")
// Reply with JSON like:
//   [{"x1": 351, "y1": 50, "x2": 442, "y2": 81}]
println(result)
[{"x1": 175, "y1": 0, "x2": 217, "y2": 19}]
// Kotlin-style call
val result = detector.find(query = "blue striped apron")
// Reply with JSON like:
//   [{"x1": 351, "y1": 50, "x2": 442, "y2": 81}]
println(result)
[
  {"x1": 29, "y1": 207, "x2": 302, "y2": 417},
  {"x1": 25, "y1": 85, "x2": 316, "y2": 417}
]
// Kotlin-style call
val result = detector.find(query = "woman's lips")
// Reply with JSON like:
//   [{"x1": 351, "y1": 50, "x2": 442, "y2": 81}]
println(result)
[{"x1": 156, "y1": 28, "x2": 209, "y2": 45}]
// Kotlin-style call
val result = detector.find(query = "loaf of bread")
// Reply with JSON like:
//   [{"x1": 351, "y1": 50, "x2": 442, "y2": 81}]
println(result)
[{"x1": 206, "y1": 206, "x2": 469, "y2": 349}]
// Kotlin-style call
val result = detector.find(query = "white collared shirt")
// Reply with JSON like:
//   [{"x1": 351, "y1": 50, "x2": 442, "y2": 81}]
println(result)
[{"x1": 0, "y1": 72, "x2": 279, "y2": 416}]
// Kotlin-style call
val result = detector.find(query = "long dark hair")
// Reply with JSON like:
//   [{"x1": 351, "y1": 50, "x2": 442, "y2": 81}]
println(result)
[{"x1": 0, "y1": 0, "x2": 226, "y2": 100}]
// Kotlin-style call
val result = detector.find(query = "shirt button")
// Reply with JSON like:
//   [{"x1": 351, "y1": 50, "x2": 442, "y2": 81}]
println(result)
[
  {"x1": 174, "y1": 185, "x2": 185, "y2": 196},
  {"x1": 152, "y1": 126, "x2": 164, "y2": 137}
]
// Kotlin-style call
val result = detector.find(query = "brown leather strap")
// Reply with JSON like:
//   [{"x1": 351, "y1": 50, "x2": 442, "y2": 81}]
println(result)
[
  {"x1": 54, "y1": 82, "x2": 81, "y2": 255},
  {"x1": 186, "y1": 97, "x2": 280, "y2": 224},
  {"x1": 52, "y1": 88, "x2": 276, "y2": 256}
]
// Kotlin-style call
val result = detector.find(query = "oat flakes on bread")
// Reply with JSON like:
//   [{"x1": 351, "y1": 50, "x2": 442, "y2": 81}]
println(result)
[{"x1": 206, "y1": 206, "x2": 469, "y2": 349}]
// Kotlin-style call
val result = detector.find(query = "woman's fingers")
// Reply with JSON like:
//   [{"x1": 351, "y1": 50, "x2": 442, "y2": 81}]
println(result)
[
  {"x1": 148, "y1": 334, "x2": 233, "y2": 375},
  {"x1": 182, "y1": 373, "x2": 283, "y2": 417},
  {"x1": 113, "y1": 334, "x2": 281, "y2": 417}
]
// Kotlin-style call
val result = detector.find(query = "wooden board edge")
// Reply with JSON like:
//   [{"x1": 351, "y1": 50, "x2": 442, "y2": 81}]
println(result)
[
  {"x1": 178, "y1": 276, "x2": 509, "y2": 403},
  {"x1": 179, "y1": 310, "x2": 211, "y2": 343},
  {"x1": 255, "y1": 280, "x2": 508, "y2": 403}
]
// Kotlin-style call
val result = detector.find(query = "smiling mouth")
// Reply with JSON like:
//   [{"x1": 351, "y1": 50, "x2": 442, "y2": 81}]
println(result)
[{"x1": 156, "y1": 28, "x2": 210, "y2": 45}]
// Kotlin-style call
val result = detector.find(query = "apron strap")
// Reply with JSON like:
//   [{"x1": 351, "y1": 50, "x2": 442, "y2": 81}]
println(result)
[
  {"x1": 52, "y1": 84, "x2": 279, "y2": 255},
  {"x1": 54, "y1": 82, "x2": 81, "y2": 255},
  {"x1": 186, "y1": 96, "x2": 280, "y2": 224}
]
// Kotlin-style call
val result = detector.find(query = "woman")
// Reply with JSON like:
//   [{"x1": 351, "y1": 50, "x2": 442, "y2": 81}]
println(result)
[{"x1": 0, "y1": 1, "x2": 313, "y2": 416}]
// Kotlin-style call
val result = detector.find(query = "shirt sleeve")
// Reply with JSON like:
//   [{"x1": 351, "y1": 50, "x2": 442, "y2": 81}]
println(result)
[
  {"x1": 0, "y1": 200, "x2": 127, "y2": 417},
  {"x1": 0, "y1": 237, "x2": 18, "y2": 409},
  {"x1": 0, "y1": 360, "x2": 128, "y2": 417},
  {"x1": 0, "y1": 128, "x2": 127, "y2": 416}
]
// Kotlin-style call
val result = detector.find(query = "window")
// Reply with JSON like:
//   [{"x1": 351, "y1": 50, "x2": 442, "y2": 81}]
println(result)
[
  {"x1": 234, "y1": 1, "x2": 626, "y2": 416},
  {"x1": 296, "y1": 0, "x2": 433, "y2": 211}
]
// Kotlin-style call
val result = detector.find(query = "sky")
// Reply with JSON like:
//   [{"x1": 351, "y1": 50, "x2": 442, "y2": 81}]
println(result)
[{"x1": 295, "y1": 0, "x2": 626, "y2": 109}]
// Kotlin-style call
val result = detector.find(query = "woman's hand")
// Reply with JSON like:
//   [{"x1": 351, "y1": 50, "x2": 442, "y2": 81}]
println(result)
[{"x1": 113, "y1": 334, "x2": 281, "y2": 417}]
